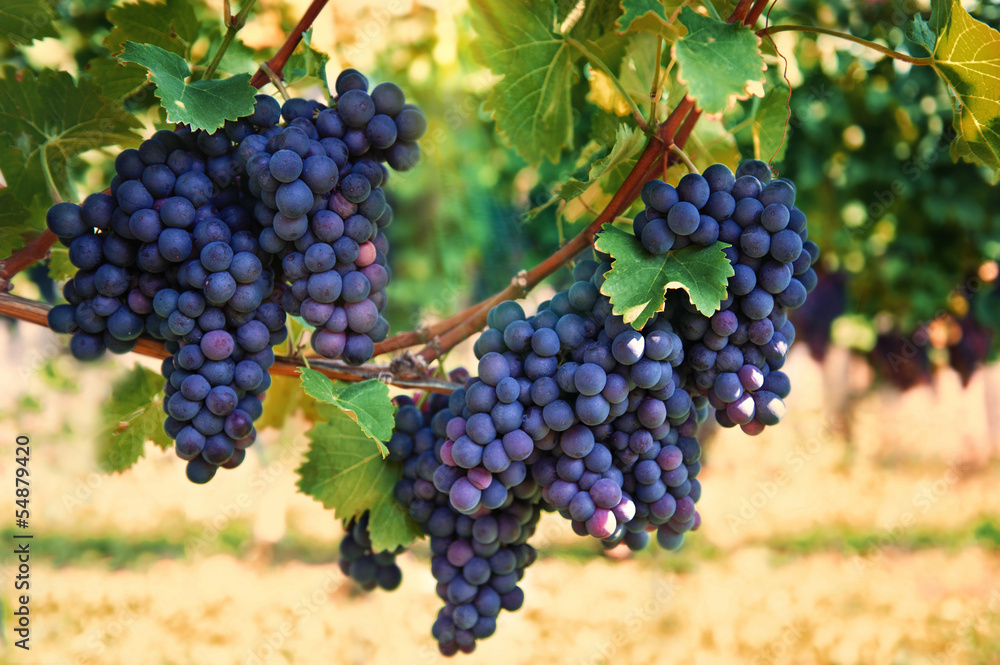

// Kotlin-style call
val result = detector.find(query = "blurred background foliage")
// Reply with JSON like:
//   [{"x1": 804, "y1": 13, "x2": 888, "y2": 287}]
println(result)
[{"x1": 733, "y1": 0, "x2": 1000, "y2": 384}]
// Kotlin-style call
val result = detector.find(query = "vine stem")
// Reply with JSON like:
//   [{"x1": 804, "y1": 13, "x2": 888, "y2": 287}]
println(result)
[
  {"x1": 0, "y1": 293, "x2": 460, "y2": 393},
  {"x1": 649, "y1": 37, "x2": 663, "y2": 118},
  {"x1": 670, "y1": 144, "x2": 699, "y2": 173},
  {"x1": 258, "y1": 62, "x2": 290, "y2": 100},
  {"x1": 729, "y1": 0, "x2": 753, "y2": 24},
  {"x1": 415, "y1": 98, "x2": 699, "y2": 363},
  {"x1": 39, "y1": 146, "x2": 63, "y2": 204},
  {"x1": 248, "y1": 0, "x2": 331, "y2": 89},
  {"x1": 203, "y1": 0, "x2": 258, "y2": 81},
  {"x1": 0, "y1": 148, "x2": 65, "y2": 291},
  {"x1": 374, "y1": 309, "x2": 467, "y2": 356},
  {"x1": 567, "y1": 38, "x2": 648, "y2": 132},
  {"x1": 757, "y1": 25, "x2": 933, "y2": 65},
  {"x1": 744, "y1": 0, "x2": 771, "y2": 26},
  {"x1": 375, "y1": 101, "x2": 699, "y2": 358},
  {"x1": 0, "y1": 230, "x2": 57, "y2": 290}
]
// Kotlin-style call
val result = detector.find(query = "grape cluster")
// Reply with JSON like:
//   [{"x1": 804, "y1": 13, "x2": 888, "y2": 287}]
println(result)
[
  {"x1": 242, "y1": 70, "x2": 425, "y2": 364},
  {"x1": 388, "y1": 389, "x2": 540, "y2": 656},
  {"x1": 45, "y1": 68, "x2": 425, "y2": 482},
  {"x1": 350, "y1": 263, "x2": 710, "y2": 655},
  {"x1": 443, "y1": 271, "x2": 705, "y2": 550},
  {"x1": 337, "y1": 512, "x2": 404, "y2": 591},
  {"x1": 332, "y1": 383, "x2": 539, "y2": 655},
  {"x1": 633, "y1": 160, "x2": 820, "y2": 434},
  {"x1": 47, "y1": 121, "x2": 286, "y2": 482}
]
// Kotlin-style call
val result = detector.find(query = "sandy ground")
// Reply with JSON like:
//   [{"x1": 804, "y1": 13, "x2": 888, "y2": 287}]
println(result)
[{"x1": 1, "y1": 321, "x2": 1000, "y2": 665}]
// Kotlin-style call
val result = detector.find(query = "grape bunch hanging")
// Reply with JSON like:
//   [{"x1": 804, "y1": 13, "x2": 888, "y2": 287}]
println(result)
[
  {"x1": 44, "y1": 69, "x2": 427, "y2": 483},
  {"x1": 336, "y1": 160, "x2": 818, "y2": 656}
]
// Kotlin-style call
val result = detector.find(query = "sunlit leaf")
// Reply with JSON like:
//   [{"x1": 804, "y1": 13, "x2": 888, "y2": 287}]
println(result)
[
  {"x1": 617, "y1": 0, "x2": 674, "y2": 40},
  {"x1": 673, "y1": 7, "x2": 765, "y2": 114},
  {"x1": 119, "y1": 42, "x2": 257, "y2": 132},
  {"x1": 297, "y1": 406, "x2": 421, "y2": 551},
  {"x1": 920, "y1": 0, "x2": 1000, "y2": 181},
  {"x1": 298, "y1": 368, "x2": 394, "y2": 456},
  {"x1": 595, "y1": 224, "x2": 734, "y2": 327},
  {"x1": 100, "y1": 0, "x2": 199, "y2": 102},
  {"x1": 98, "y1": 365, "x2": 172, "y2": 473},
  {"x1": 754, "y1": 83, "x2": 790, "y2": 163},
  {"x1": 557, "y1": 123, "x2": 645, "y2": 202},
  {"x1": 284, "y1": 29, "x2": 330, "y2": 95},
  {"x1": 470, "y1": 0, "x2": 579, "y2": 164}
]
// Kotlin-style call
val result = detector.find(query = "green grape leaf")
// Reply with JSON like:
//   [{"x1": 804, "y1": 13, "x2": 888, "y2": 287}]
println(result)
[
  {"x1": 0, "y1": 191, "x2": 37, "y2": 260},
  {"x1": 118, "y1": 42, "x2": 257, "y2": 132},
  {"x1": 556, "y1": 0, "x2": 581, "y2": 24},
  {"x1": 618, "y1": 32, "x2": 660, "y2": 104},
  {"x1": 929, "y1": 0, "x2": 952, "y2": 33},
  {"x1": 0, "y1": 1, "x2": 58, "y2": 45},
  {"x1": 558, "y1": 170, "x2": 600, "y2": 201},
  {"x1": 0, "y1": 67, "x2": 142, "y2": 209},
  {"x1": 906, "y1": 15, "x2": 936, "y2": 55},
  {"x1": 284, "y1": 29, "x2": 330, "y2": 95},
  {"x1": 566, "y1": 0, "x2": 624, "y2": 41},
  {"x1": 919, "y1": 0, "x2": 1000, "y2": 181},
  {"x1": 298, "y1": 406, "x2": 421, "y2": 551},
  {"x1": 557, "y1": 123, "x2": 645, "y2": 201},
  {"x1": 595, "y1": 224, "x2": 734, "y2": 328},
  {"x1": 594, "y1": 126, "x2": 645, "y2": 195},
  {"x1": 616, "y1": 0, "x2": 673, "y2": 40},
  {"x1": 102, "y1": 0, "x2": 199, "y2": 101},
  {"x1": 98, "y1": 365, "x2": 172, "y2": 473},
  {"x1": 86, "y1": 56, "x2": 150, "y2": 102},
  {"x1": 47, "y1": 246, "x2": 74, "y2": 282},
  {"x1": 754, "y1": 83, "x2": 790, "y2": 163},
  {"x1": 297, "y1": 368, "x2": 394, "y2": 456},
  {"x1": 105, "y1": 0, "x2": 198, "y2": 54},
  {"x1": 673, "y1": 7, "x2": 765, "y2": 114},
  {"x1": 470, "y1": 0, "x2": 579, "y2": 165}
]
